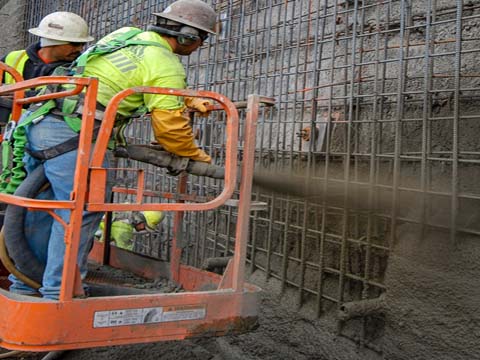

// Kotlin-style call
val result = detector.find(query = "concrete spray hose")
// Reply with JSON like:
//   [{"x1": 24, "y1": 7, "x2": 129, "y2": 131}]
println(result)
[
  {"x1": 0, "y1": 164, "x2": 48, "y2": 289},
  {"x1": 0, "y1": 146, "x2": 227, "y2": 290},
  {"x1": 0, "y1": 143, "x2": 388, "y2": 289}
]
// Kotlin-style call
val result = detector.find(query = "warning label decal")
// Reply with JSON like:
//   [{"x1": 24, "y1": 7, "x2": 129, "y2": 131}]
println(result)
[{"x1": 93, "y1": 305, "x2": 206, "y2": 328}]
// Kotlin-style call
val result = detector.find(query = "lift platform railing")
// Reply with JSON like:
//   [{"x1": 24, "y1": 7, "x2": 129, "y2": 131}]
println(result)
[
  {"x1": 0, "y1": 75, "x2": 100, "y2": 301},
  {"x1": 87, "y1": 86, "x2": 239, "y2": 212},
  {"x1": 0, "y1": 74, "x2": 266, "y2": 351},
  {"x1": 0, "y1": 62, "x2": 24, "y2": 128}
]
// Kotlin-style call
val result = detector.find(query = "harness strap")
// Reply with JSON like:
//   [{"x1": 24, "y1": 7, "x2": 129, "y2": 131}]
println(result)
[
  {"x1": 26, "y1": 123, "x2": 101, "y2": 161},
  {"x1": 73, "y1": 29, "x2": 168, "y2": 75},
  {"x1": 54, "y1": 28, "x2": 165, "y2": 132}
]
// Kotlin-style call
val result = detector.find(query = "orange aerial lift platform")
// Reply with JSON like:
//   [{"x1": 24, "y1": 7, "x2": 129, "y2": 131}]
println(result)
[{"x1": 0, "y1": 62, "x2": 271, "y2": 351}]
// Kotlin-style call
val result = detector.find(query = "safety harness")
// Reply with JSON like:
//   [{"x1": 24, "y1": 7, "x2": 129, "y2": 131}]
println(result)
[{"x1": 0, "y1": 28, "x2": 168, "y2": 194}]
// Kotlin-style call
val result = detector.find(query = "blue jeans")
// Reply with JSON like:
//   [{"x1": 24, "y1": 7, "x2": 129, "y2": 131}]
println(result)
[{"x1": 9, "y1": 114, "x2": 111, "y2": 299}]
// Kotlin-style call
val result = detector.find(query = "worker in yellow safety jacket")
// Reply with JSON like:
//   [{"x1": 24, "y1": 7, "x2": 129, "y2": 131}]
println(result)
[
  {"x1": 0, "y1": 11, "x2": 93, "y2": 124},
  {"x1": 97, "y1": 211, "x2": 166, "y2": 251},
  {"x1": 8, "y1": 0, "x2": 218, "y2": 299}
]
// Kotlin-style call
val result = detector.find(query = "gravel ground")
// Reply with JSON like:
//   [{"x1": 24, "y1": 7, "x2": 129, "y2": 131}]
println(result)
[{"x1": 0, "y1": 271, "x2": 378, "y2": 360}]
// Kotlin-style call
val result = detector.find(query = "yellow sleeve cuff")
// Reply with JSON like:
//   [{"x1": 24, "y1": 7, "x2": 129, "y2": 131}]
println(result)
[{"x1": 151, "y1": 108, "x2": 211, "y2": 163}]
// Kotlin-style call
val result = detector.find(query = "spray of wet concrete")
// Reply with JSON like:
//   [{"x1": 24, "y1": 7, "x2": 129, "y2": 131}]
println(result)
[
  {"x1": 4, "y1": 167, "x2": 477, "y2": 360},
  {"x1": 254, "y1": 166, "x2": 480, "y2": 359}
]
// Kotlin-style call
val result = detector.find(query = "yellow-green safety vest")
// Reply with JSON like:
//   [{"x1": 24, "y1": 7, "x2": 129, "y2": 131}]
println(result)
[{"x1": 3, "y1": 50, "x2": 28, "y2": 84}]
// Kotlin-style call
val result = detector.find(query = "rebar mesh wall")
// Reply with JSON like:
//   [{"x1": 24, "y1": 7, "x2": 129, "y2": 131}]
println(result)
[{"x1": 21, "y1": 0, "x2": 480, "y2": 328}]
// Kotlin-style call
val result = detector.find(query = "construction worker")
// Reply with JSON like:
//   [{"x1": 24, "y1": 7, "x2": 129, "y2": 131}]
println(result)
[
  {"x1": 97, "y1": 210, "x2": 166, "y2": 251},
  {"x1": 0, "y1": 12, "x2": 92, "y2": 248},
  {"x1": 0, "y1": 11, "x2": 93, "y2": 123},
  {"x1": 8, "y1": 0, "x2": 217, "y2": 299}
]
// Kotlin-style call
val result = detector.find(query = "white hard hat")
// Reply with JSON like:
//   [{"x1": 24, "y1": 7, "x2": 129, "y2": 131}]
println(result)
[
  {"x1": 153, "y1": 0, "x2": 217, "y2": 34},
  {"x1": 28, "y1": 11, "x2": 94, "y2": 43}
]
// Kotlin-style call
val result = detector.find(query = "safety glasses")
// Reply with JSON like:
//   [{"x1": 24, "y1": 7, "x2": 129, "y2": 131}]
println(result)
[{"x1": 199, "y1": 31, "x2": 209, "y2": 42}]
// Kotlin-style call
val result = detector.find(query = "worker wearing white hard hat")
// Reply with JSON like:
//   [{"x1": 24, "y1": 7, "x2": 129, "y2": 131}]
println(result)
[
  {"x1": 2, "y1": 12, "x2": 92, "y2": 297},
  {"x1": 0, "y1": 11, "x2": 93, "y2": 124},
  {"x1": 2, "y1": 11, "x2": 93, "y2": 84}
]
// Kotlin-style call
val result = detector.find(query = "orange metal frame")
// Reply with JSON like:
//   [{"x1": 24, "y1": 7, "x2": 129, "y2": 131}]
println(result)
[
  {"x1": 0, "y1": 64, "x2": 266, "y2": 351},
  {"x1": 0, "y1": 62, "x2": 24, "y2": 120}
]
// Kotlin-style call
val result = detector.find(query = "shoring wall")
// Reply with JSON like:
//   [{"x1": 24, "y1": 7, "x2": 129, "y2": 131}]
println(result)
[
  {"x1": 0, "y1": 0, "x2": 25, "y2": 55},
  {"x1": 4, "y1": 0, "x2": 480, "y2": 358}
]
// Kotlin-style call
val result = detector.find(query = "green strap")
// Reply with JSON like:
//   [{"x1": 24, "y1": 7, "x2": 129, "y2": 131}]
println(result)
[
  {"x1": 0, "y1": 141, "x2": 13, "y2": 192},
  {"x1": 61, "y1": 29, "x2": 167, "y2": 134},
  {"x1": 0, "y1": 100, "x2": 56, "y2": 194},
  {"x1": 74, "y1": 29, "x2": 144, "y2": 74},
  {"x1": 61, "y1": 97, "x2": 82, "y2": 133}
]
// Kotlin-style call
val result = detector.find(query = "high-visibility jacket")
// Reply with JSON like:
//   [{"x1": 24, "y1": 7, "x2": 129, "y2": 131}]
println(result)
[
  {"x1": 1, "y1": 42, "x2": 71, "y2": 84},
  {"x1": 3, "y1": 50, "x2": 28, "y2": 84},
  {"x1": 82, "y1": 27, "x2": 210, "y2": 162},
  {"x1": 83, "y1": 27, "x2": 186, "y2": 117}
]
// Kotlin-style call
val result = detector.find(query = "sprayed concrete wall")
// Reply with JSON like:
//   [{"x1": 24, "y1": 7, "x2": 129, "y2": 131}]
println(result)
[
  {"x1": 1, "y1": 1, "x2": 480, "y2": 359},
  {"x1": 0, "y1": 0, "x2": 25, "y2": 55}
]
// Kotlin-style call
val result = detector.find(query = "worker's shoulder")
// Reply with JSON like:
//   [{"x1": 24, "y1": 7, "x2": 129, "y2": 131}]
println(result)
[
  {"x1": 99, "y1": 27, "x2": 170, "y2": 50},
  {"x1": 99, "y1": 27, "x2": 174, "y2": 58},
  {"x1": 3, "y1": 49, "x2": 27, "y2": 62},
  {"x1": 4, "y1": 49, "x2": 26, "y2": 56},
  {"x1": 133, "y1": 32, "x2": 181, "y2": 67},
  {"x1": 97, "y1": 26, "x2": 141, "y2": 43}
]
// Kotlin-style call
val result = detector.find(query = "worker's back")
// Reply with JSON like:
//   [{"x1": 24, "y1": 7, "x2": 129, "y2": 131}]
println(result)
[{"x1": 83, "y1": 27, "x2": 186, "y2": 117}]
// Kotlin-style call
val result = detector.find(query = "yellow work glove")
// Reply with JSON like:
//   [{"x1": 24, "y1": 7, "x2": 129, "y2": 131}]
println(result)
[
  {"x1": 184, "y1": 96, "x2": 212, "y2": 116},
  {"x1": 151, "y1": 108, "x2": 211, "y2": 163}
]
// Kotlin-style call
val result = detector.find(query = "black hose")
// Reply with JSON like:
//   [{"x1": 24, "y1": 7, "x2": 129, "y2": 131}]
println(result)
[
  {"x1": 116, "y1": 145, "x2": 225, "y2": 179},
  {"x1": 2, "y1": 164, "x2": 49, "y2": 284},
  {"x1": 0, "y1": 229, "x2": 41, "y2": 289},
  {"x1": 0, "y1": 96, "x2": 13, "y2": 125}
]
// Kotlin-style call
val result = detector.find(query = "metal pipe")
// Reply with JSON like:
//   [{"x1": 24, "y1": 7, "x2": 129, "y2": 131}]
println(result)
[
  {"x1": 202, "y1": 257, "x2": 231, "y2": 271},
  {"x1": 337, "y1": 294, "x2": 386, "y2": 321}
]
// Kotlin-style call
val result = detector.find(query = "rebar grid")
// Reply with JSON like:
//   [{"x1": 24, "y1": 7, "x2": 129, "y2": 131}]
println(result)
[{"x1": 22, "y1": 1, "x2": 480, "y2": 339}]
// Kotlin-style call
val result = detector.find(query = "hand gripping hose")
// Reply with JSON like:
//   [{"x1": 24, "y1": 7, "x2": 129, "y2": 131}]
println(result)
[{"x1": 114, "y1": 144, "x2": 225, "y2": 179}]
